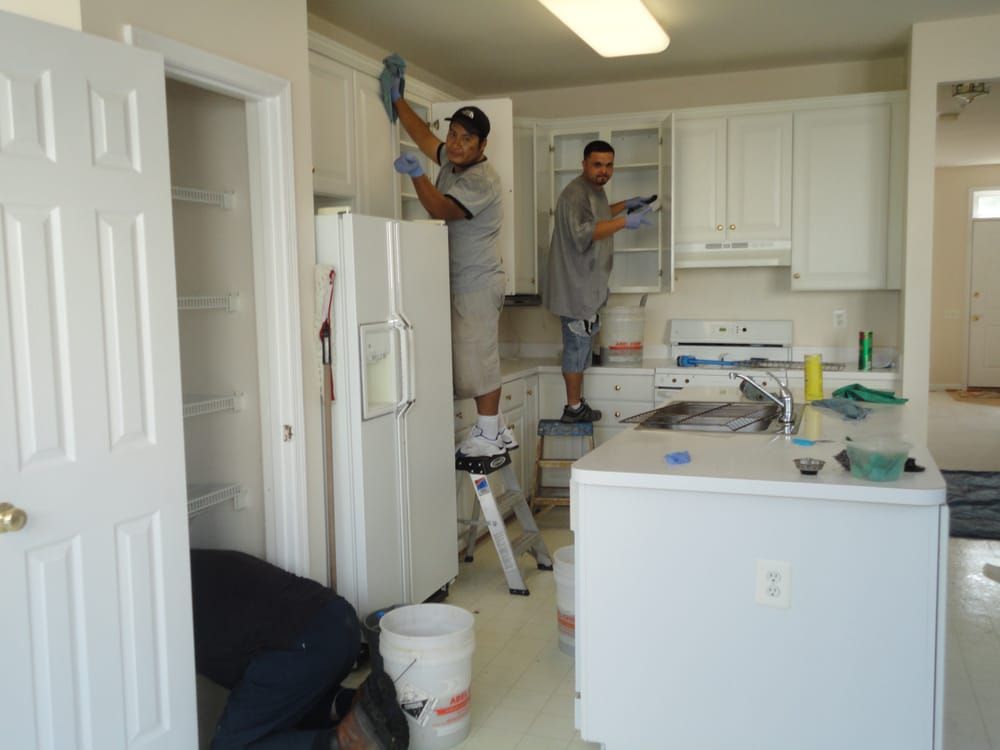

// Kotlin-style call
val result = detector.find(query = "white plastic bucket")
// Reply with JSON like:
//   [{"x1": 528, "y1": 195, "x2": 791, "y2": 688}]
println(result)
[
  {"x1": 600, "y1": 306, "x2": 645, "y2": 367},
  {"x1": 553, "y1": 545, "x2": 575, "y2": 656},
  {"x1": 379, "y1": 604, "x2": 476, "y2": 750}
]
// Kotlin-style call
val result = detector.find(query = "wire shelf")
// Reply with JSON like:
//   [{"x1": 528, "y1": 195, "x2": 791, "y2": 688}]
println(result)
[
  {"x1": 172, "y1": 186, "x2": 235, "y2": 210},
  {"x1": 178, "y1": 293, "x2": 240, "y2": 312},
  {"x1": 187, "y1": 483, "x2": 243, "y2": 517},
  {"x1": 183, "y1": 393, "x2": 244, "y2": 419}
]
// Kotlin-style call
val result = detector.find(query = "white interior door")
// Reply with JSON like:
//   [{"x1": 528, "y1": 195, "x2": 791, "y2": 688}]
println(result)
[
  {"x1": 968, "y1": 219, "x2": 1000, "y2": 387},
  {"x1": 0, "y1": 11, "x2": 196, "y2": 748}
]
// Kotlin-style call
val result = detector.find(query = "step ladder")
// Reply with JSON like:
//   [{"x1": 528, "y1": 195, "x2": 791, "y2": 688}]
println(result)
[
  {"x1": 533, "y1": 419, "x2": 595, "y2": 512},
  {"x1": 456, "y1": 451, "x2": 553, "y2": 595}
]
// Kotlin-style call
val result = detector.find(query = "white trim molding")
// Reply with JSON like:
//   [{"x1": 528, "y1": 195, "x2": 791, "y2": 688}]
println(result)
[{"x1": 125, "y1": 26, "x2": 310, "y2": 576}]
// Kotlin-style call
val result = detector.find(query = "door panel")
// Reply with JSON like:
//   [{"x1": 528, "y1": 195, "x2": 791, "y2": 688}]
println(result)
[
  {"x1": 969, "y1": 220, "x2": 1000, "y2": 387},
  {"x1": 0, "y1": 11, "x2": 196, "y2": 747}
]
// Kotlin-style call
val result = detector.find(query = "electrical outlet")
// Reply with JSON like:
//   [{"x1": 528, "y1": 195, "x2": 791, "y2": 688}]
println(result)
[
  {"x1": 755, "y1": 559, "x2": 791, "y2": 609},
  {"x1": 832, "y1": 309, "x2": 847, "y2": 329}
]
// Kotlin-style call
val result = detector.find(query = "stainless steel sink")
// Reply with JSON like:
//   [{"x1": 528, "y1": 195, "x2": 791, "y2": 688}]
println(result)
[{"x1": 622, "y1": 401, "x2": 800, "y2": 434}]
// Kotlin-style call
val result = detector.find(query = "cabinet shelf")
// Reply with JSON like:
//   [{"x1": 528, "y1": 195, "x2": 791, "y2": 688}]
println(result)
[
  {"x1": 613, "y1": 162, "x2": 658, "y2": 170},
  {"x1": 178, "y1": 293, "x2": 240, "y2": 312},
  {"x1": 187, "y1": 482, "x2": 243, "y2": 517},
  {"x1": 614, "y1": 246, "x2": 659, "y2": 254},
  {"x1": 183, "y1": 393, "x2": 244, "y2": 419}
]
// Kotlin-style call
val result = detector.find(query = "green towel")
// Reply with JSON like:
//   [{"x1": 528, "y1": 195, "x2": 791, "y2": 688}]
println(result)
[{"x1": 832, "y1": 383, "x2": 908, "y2": 404}]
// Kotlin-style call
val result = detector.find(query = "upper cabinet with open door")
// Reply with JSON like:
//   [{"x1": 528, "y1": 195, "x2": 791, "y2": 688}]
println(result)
[{"x1": 541, "y1": 114, "x2": 673, "y2": 294}]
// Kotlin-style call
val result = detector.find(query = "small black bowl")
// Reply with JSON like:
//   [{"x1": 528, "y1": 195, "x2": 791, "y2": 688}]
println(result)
[{"x1": 794, "y1": 457, "x2": 825, "y2": 476}]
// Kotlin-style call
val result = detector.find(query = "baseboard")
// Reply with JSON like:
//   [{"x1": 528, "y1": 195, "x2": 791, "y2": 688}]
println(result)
[{"x1": 931, "y1": 384, "x2": 963, "y2": 392}]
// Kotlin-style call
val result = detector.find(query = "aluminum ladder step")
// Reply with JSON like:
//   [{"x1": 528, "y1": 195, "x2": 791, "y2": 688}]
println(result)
[{"x1": 459, "y1": 462, "x2": 553, "y2": 595}]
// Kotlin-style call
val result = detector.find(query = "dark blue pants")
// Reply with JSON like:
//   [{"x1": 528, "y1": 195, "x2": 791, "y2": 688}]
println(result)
[{"x1": 211, "y1": 597, "x2": 361, "y2": 750}]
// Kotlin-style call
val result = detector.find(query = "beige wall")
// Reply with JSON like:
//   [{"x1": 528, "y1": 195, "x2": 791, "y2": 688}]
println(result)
[
  {"x1": 0, "y1": 0, "x2": 80, "y2": 28},
  {"x1": 930, "y1": 165, "x2": 1000, "y2": 387},
  {"x1": 501, "y1": 58, "x2": 907, "y2": 353},
  {"x1": 906, "y1": 13, "x2": 1000, "y2": 438},
  {"x1": 507, "y1": 58, "x2": 906, "y2": 118},
  {"x1": 503, "y1": 269, "x2": 900, "y2": 351},
  {"x1": 75, "y1": 0, "x2": 328, "y2": 581}
]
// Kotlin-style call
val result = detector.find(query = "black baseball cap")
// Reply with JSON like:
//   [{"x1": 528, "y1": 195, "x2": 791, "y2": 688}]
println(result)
[{"x1": 446, "y1": 106, "x2": 490, "y2": 139}]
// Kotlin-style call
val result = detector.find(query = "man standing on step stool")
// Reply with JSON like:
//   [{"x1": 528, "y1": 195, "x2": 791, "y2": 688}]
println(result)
[
  {"x1": 383, "y1": 55, "x2": 513, "y2": 459},
  {"x1": 543, "y1": 139, "x2": 656, "y2": 423}
]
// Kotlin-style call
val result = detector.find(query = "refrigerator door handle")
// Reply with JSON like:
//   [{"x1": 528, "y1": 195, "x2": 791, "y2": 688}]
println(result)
[{"x1": 391, "y1": 318, "x2": 415, "y2": 412}]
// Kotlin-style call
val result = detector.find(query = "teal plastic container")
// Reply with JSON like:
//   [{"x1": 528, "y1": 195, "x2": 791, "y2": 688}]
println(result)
[{"x1": 846, "y1": 437, "x2": 912, "y2": 481}]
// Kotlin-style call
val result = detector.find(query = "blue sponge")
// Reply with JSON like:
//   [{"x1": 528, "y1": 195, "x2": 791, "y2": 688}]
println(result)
[{"x1": 665, "y1": 450, "x2": 691, "y2": 465}]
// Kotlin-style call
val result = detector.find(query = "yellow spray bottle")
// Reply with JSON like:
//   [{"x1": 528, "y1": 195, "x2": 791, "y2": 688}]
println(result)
[{"x1": 804, "y1": 353, "x2": 823, "y2": 402}]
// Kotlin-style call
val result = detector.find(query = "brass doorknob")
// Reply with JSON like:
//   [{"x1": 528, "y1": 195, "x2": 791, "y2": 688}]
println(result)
[
  {"x1": 716, "y1": 224, "x2": 723, "y2": 231},
  {"x1": 793, "y1": 272, "x2": 801, "y2": 279},
  {"x1": 729, "y1": 224, "x2": 736, "y2": 230},
  {"x1": 0, "y1": 503, "x2": 27, "y2": 533},
  {"x1": 972, "y1": 314, "x2": 982, "y2": 322}
]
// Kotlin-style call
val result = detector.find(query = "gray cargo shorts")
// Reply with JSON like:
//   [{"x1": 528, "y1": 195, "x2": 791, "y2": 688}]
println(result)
[{"x1": 451, "y1": 275, "x2": 505, "y2": 399}]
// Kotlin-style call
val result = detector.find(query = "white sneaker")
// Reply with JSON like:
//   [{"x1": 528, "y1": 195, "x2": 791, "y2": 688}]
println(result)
[
  {"x1": 500, "y1": 424, "x2": 519, "y2": 451},
  {"x1": 456, "y1": 425, "x2": 507, "y2": 458}
]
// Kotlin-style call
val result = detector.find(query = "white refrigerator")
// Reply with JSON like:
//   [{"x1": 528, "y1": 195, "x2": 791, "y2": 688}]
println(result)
[{"x1": 316, "y1": 211, "x2": 458, "y2": 619}]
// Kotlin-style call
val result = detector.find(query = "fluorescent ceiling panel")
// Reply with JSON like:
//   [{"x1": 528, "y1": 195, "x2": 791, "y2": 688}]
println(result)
[{"x1": 538, "y1": 0, "x2": 670, "y2": 58}]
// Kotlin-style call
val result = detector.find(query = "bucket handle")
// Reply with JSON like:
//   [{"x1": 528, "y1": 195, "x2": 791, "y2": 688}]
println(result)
[{"x1": 390, "y1": 657, "x2": 417, "y2": 685}]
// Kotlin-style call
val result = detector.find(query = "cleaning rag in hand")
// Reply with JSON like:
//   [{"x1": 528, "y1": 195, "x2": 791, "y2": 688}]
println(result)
[
  {"x1": 665, "y1": 450, "x2": 691, "y2": 465},
  {"x1": 811, "y1": 398, "x2": 871, "y2": 421},
  {"x1": 379, "y1": 53, "x2": 406, "y2": 123},
  {"x1": 832, "y1": 383, "x2": 908, "y2": 404}
]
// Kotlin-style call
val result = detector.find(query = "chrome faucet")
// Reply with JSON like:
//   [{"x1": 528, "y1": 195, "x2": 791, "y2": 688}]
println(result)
[{"x1": 729, "y1": 370, "x2": 795, "y2": 426}]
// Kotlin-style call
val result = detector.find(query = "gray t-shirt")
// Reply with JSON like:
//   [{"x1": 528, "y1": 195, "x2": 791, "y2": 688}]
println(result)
[
  {"x1": 435, "y1": 145, "x2": 504, "y2": 294},
  {"x1": 542, "y1": 175, "x2": 613, "y2": 320}
]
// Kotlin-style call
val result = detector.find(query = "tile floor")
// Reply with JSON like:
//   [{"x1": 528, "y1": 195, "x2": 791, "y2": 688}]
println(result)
[{"x1": 200, "y1": 391, "x2": 1000, "y2": 749}]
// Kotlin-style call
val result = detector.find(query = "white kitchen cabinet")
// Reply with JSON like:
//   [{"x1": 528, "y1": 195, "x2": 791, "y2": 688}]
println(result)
[
  {"x1": 512, "y1": 121, "x2": 539, "y2": 294},
  {"x1": 396, "y1": 96, "x2": 436, "y2": 221},
  {"x1": 790, "y1": 94, "x2": 906, "y2": 290},
  {"x1": 582, "y1": 369, "x2": 655, "y2": 445},
  {"x1": 543, "y1": 117, "x2": 674, "y2": 294},
  {"x1": 674, "y1": 112, "x2": 792, "y2": 267},
  {"x1": 309, "y1": 52, "x2": 356, "y2": 198},
  {"x1": 354, "y1": 73, "x2": 398, "y2": 219}
]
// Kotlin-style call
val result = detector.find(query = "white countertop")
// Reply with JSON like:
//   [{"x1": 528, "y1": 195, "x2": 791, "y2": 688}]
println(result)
[
  {"x1": 572, "y1": 386, "x2": 946, "y2": 507},
  {"x1": 499, "y1": 357, "x2": 900, "y2": 381}
]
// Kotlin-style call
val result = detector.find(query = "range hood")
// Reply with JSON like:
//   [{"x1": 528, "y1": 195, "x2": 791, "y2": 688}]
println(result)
[{"x1": 674, "y1": 239, "x2": 791, "y2": 268}]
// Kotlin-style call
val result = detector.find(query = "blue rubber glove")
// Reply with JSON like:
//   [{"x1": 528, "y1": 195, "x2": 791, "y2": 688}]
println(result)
[
  {"x1": 625, "y1": 195, "x2": 655, "y2": 211},
  {"x1": 393, "y1": 153, "x2": 424, "y2": 178},
  {"x1": 624, "y1": 205, "x2": 652, "y2": 229}
]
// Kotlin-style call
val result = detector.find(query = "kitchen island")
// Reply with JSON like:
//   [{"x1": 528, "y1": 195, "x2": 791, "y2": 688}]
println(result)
[{"x1": 570, "y1": 387, "x2": 947, "y2": 750}]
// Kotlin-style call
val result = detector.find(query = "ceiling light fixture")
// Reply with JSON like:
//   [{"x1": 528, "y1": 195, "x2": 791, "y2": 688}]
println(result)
[
  {"x1": 538, "y1": 0, "x2": 670, "y2": 58},
  {"x1": 952, "y1": 81, "x2": 991, "y2": 107}
]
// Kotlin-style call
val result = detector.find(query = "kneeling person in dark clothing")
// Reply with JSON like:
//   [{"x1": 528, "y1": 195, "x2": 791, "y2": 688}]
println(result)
[{"x1": 190, "y1": 549, "x2": 408, "y2": 749}]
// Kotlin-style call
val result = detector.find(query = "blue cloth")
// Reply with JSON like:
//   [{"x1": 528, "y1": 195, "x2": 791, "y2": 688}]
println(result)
[
  {"x1": 666, "y1": 450, "x2": 691, "y2": 465},
  {"x1": 811, "y1": 398, "x2": 871, "y2": 421},
  {"x1": 379, "y1": 53, "x2": 406, "y2": 122}
]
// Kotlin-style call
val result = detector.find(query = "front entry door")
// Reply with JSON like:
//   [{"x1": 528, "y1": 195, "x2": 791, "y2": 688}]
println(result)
[
  {"x1": 0, "y1": 11, "x2": 197, "y2": 747},
  {"x1": 969, "y1": 219, "x2": 1000, "y2": 387}
]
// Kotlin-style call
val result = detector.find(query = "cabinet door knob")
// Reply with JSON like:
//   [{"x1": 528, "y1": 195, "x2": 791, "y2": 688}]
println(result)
[
  {"x1": 614, "y1": 410, "x2": 622, "y2": 418},
  {"x1": 456, "y1": 411, "x2": 463, "y2": 419},
  {"x1": 505, "y1": 394, "x2": 512, "y2": 400},
  {"x1": 527, "y1": 389, "x2": 533, "y2": 396},
  {"x1": 614, "y1": 384, "x2": 622, "y2": 391},
  {"x1": 729, "y1": 224, "x2": 736, "y2": 230},
  {"x1": 793, "y1": 272, "x2": 801, "y2": 279},
  {"x1": 716, "y1": 224, "x2": 723, "y2": 231},
  {"x1": 973, "y1": 314, "x2": 982, "y2": 322},
  {"x1": 671, "y1": 377, "x2": 677, "y2": 383}
]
